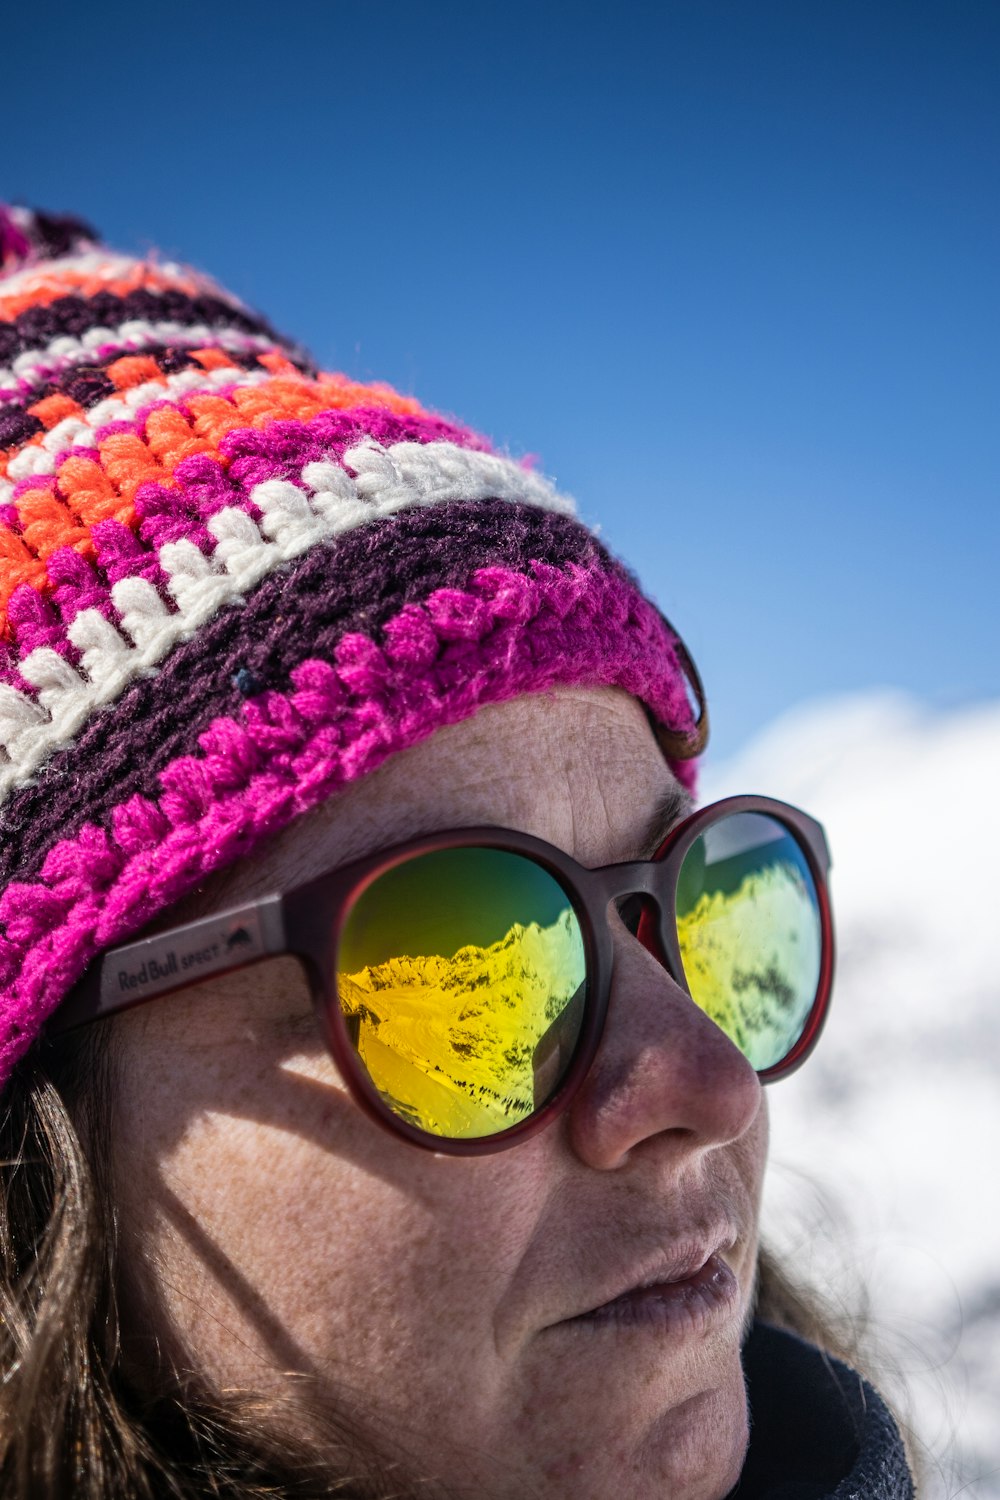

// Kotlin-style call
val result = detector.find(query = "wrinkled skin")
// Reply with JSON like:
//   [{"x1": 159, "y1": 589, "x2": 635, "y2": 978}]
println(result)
[{"x1": 112, "y1": 687, "x2": 767, "y2": 1500}]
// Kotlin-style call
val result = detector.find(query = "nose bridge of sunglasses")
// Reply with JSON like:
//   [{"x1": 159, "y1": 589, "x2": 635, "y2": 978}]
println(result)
[
  {"x1": 591, "y1": 861, "x2": 670, "y2": 955},
  {"x1": 596, "y1": 858, "x2": 670, "y2": 904}
]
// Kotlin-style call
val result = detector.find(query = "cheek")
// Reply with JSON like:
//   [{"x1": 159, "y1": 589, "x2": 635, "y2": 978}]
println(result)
[
  {"x1": 733, "y1": 1096, "x2": 769, "y2": 1293},
  {"x1": 746, "y1": 1093, "x2": 769, "y2": 1199},
  {"x1": 115, "y1": 1048, "x2": 544, "y2": 1412}
]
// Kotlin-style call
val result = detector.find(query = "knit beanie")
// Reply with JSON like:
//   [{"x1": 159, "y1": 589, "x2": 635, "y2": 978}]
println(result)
[{"x1": 0, "y1": 204, "x2": 706, "y2": 1087}]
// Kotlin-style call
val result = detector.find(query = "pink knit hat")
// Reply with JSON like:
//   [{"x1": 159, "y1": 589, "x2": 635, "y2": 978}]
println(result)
[{"x1": 0, "y1": 206, "x2": 706, "y2": 1085}]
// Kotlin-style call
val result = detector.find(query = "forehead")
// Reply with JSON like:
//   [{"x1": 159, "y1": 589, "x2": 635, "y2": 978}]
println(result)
[{"x1": 206, "y1": 686, "x2": 684, "y2": 910}]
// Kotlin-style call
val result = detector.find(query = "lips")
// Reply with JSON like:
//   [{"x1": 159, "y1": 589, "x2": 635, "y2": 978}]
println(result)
[{"x1": 557, "y1": 1236, "x2": 743, "y2": 1337}]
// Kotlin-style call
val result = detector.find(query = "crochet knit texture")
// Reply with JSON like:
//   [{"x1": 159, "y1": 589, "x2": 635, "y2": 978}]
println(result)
[{"x1": 0, "y1": 205, "x2": 703, "y2": 1084}]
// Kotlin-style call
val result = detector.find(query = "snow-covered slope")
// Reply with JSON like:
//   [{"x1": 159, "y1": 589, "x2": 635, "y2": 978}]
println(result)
[{"x1": 701, "y1": 692, "x2": 1000, "y2": 1498}]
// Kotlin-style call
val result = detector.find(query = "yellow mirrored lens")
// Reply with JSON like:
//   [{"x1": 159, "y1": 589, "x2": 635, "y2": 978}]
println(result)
[
  {"x1": 677, "y1": 814, "x2": 821, "y2": 1070},
  {"x1": 337, "y1": 849, "x2": 587, "y2": 1138}
]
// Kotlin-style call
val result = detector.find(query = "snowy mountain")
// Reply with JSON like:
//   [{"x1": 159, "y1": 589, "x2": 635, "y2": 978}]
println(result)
[{"x1": 701, "y1": 691, "x2": 1000, "y2": 1498}]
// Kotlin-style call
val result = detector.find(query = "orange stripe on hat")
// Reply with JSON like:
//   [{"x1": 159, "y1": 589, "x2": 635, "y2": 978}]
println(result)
[
  {"x1": 0, "y1": 264, "x2": 203, "y2": 322},
  {"x1": 15, "y1": 484, "x2": 92, "y2": 563},
  {"x1": 53, "y1": 453, "x2": 131, "y2": 529},
  {"x1": 106, "y1": 356, "x2": 165, "y2": 392},
  {"x1": 184, "y1": 392, "x2": 251, "y2": 448},
  {"x1": 188, "y1": 348, "x2": 240, "y2": 373},
  {"x1": 0, "y1": 529, "x2": 48, "y2": 627},
  {"x1": 27, "y1": 393, "x2": 83, "y2": 430},
  {"x1": 316, "y1": 370, "x2": 425, "y2": 416},
  {"x1": 93, "y1": 431, "x2": 165, "y2": 507}
]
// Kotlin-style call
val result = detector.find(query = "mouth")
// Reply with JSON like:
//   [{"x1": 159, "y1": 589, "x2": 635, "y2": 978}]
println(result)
[{"x1": 562, "y1": 1250, "x2": 742, "y2": 1336}]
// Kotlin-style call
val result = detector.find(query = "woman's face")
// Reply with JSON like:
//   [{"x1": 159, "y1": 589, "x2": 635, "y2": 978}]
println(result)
[{"x1": 111, "y1": 687, "x2": 768, "y2": 1500}]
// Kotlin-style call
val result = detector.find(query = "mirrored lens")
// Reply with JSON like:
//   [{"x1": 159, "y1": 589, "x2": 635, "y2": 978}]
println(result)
[
  {"x1": 676, "y1": 813, "x2": 822, "y2": 1070},
  {"x1": 337, "y1": 849, "x2": 588, "y2": 1139}
]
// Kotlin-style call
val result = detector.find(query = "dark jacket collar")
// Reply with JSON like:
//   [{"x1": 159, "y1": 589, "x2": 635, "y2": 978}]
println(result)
[{"x1": 731, "y1": 1322, "x2": 915, "y2": 1499}]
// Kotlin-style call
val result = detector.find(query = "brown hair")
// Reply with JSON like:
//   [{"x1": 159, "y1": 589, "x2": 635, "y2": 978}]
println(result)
[
  {"x1": 0, "y1": 1028, "x2": 419, "y2": 1499},
  {"x1": 0, "y1": 1029, "x2": 880, "y2": 1500}
]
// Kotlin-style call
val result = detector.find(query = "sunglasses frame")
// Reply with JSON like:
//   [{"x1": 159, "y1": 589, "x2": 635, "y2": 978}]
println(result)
[{"x1": 54, "y1": 794, "x2": 834, "y2": 1155}]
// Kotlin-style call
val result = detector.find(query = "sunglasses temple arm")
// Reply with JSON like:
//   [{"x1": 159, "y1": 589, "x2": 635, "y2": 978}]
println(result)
[{"x1": 51, "y1": 894, "x2": 287, "y2": 1033}]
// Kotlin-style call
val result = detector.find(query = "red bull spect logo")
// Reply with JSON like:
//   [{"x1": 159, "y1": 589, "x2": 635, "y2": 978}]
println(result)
[{"x1": 103, "y1": 912, "x2": 269, "y2": 1005}]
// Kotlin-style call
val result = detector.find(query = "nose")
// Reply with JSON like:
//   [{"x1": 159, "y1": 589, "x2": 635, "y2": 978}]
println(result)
[{"x1": 566, "y1": 921, "x2": 763, "y2": 1171}]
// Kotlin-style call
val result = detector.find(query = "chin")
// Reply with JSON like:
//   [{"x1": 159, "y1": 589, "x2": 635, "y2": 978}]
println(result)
[
  {"x1": 513, "y1": 1357, "x2": 749, "y2": 1500},
  {"x1": 627, "y1": 1366, "x2": 750, "y2": 1500}
]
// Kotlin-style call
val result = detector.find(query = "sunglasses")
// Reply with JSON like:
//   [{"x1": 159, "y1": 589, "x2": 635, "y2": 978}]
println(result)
[{"x1": 55, "y1": 795, "x2": 834, "y2": 1155}]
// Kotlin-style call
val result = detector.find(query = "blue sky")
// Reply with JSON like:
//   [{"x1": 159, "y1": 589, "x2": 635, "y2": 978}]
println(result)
[{"x1": 4, "y1": 0, "x2": 997, "y2": 760}]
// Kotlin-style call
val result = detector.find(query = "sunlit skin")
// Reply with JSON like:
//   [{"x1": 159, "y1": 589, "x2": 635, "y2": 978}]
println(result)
[{"x1": 110, "y1": 687, "x2": 768, "y2": 1500}]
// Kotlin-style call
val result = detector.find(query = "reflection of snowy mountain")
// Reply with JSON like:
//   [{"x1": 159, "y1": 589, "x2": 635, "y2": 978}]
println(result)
[
  {"x1": 346, "y1": 911, "x2": 581, "y2": 1008},
  {"x1": 702, "y1": 691, "x2": 1000, "y2": 1498},
  {"x1": 340, "y1": 910, "x2": 584, "y2": 1137}
]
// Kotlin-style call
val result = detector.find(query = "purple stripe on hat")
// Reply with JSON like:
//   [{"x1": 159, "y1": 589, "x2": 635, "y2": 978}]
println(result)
[
  {"x1": 0, "y1": 503, "x2": 599, "y2": 886},
  {"x1": 48, "y1": 546, "x2": 120, "y2": 626},
  {"x1": 92, "y1": 519, "x2": 171, "y2": 592},
  {"x1": 0, "y1": 286, "x2": 290, "y2": 369},
  {"x1": 0, "y1": 208, "x2": 33, "y2": 271},
  {"x1": 0, "y1": 552, "x2": 695, "y2": 1080},
  {"x1": 0, "y1": 209, "x2": 96, "y2": 273},
  {"x1": 0, "y1": 641, "x2": 34, "y2": 693},
  {"x1": 7, "y1": 584, "x2": 81, "y2": 661},
  {"x1": 0, "y1": 335, "x2": 301, "y2": 405},
  {"x1": 0, "y1": 406, "x2": 43, "y2": 447}
]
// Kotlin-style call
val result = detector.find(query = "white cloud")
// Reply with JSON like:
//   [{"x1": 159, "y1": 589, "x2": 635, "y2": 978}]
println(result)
[{"x1": 702, "y1": 691, "x2": 1000, "y2": 1498}]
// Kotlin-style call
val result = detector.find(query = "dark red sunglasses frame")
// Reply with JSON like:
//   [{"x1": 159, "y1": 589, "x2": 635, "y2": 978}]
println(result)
[{"x1": 54, "y1": 794, "x2": 834, "y2": 1155}]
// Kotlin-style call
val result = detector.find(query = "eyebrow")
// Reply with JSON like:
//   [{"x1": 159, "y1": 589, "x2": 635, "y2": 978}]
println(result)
[
  {"x1": 626, "y1": 781, "x2": 694, "y2": 862},
  {"x1": 162, "y1": 773, "x2": 696, "y2": 918}
]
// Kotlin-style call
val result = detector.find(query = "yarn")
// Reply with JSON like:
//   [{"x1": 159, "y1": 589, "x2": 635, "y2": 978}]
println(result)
[{"x1": 0, "y1": 205, "x2": 705, "y2": 1083}]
